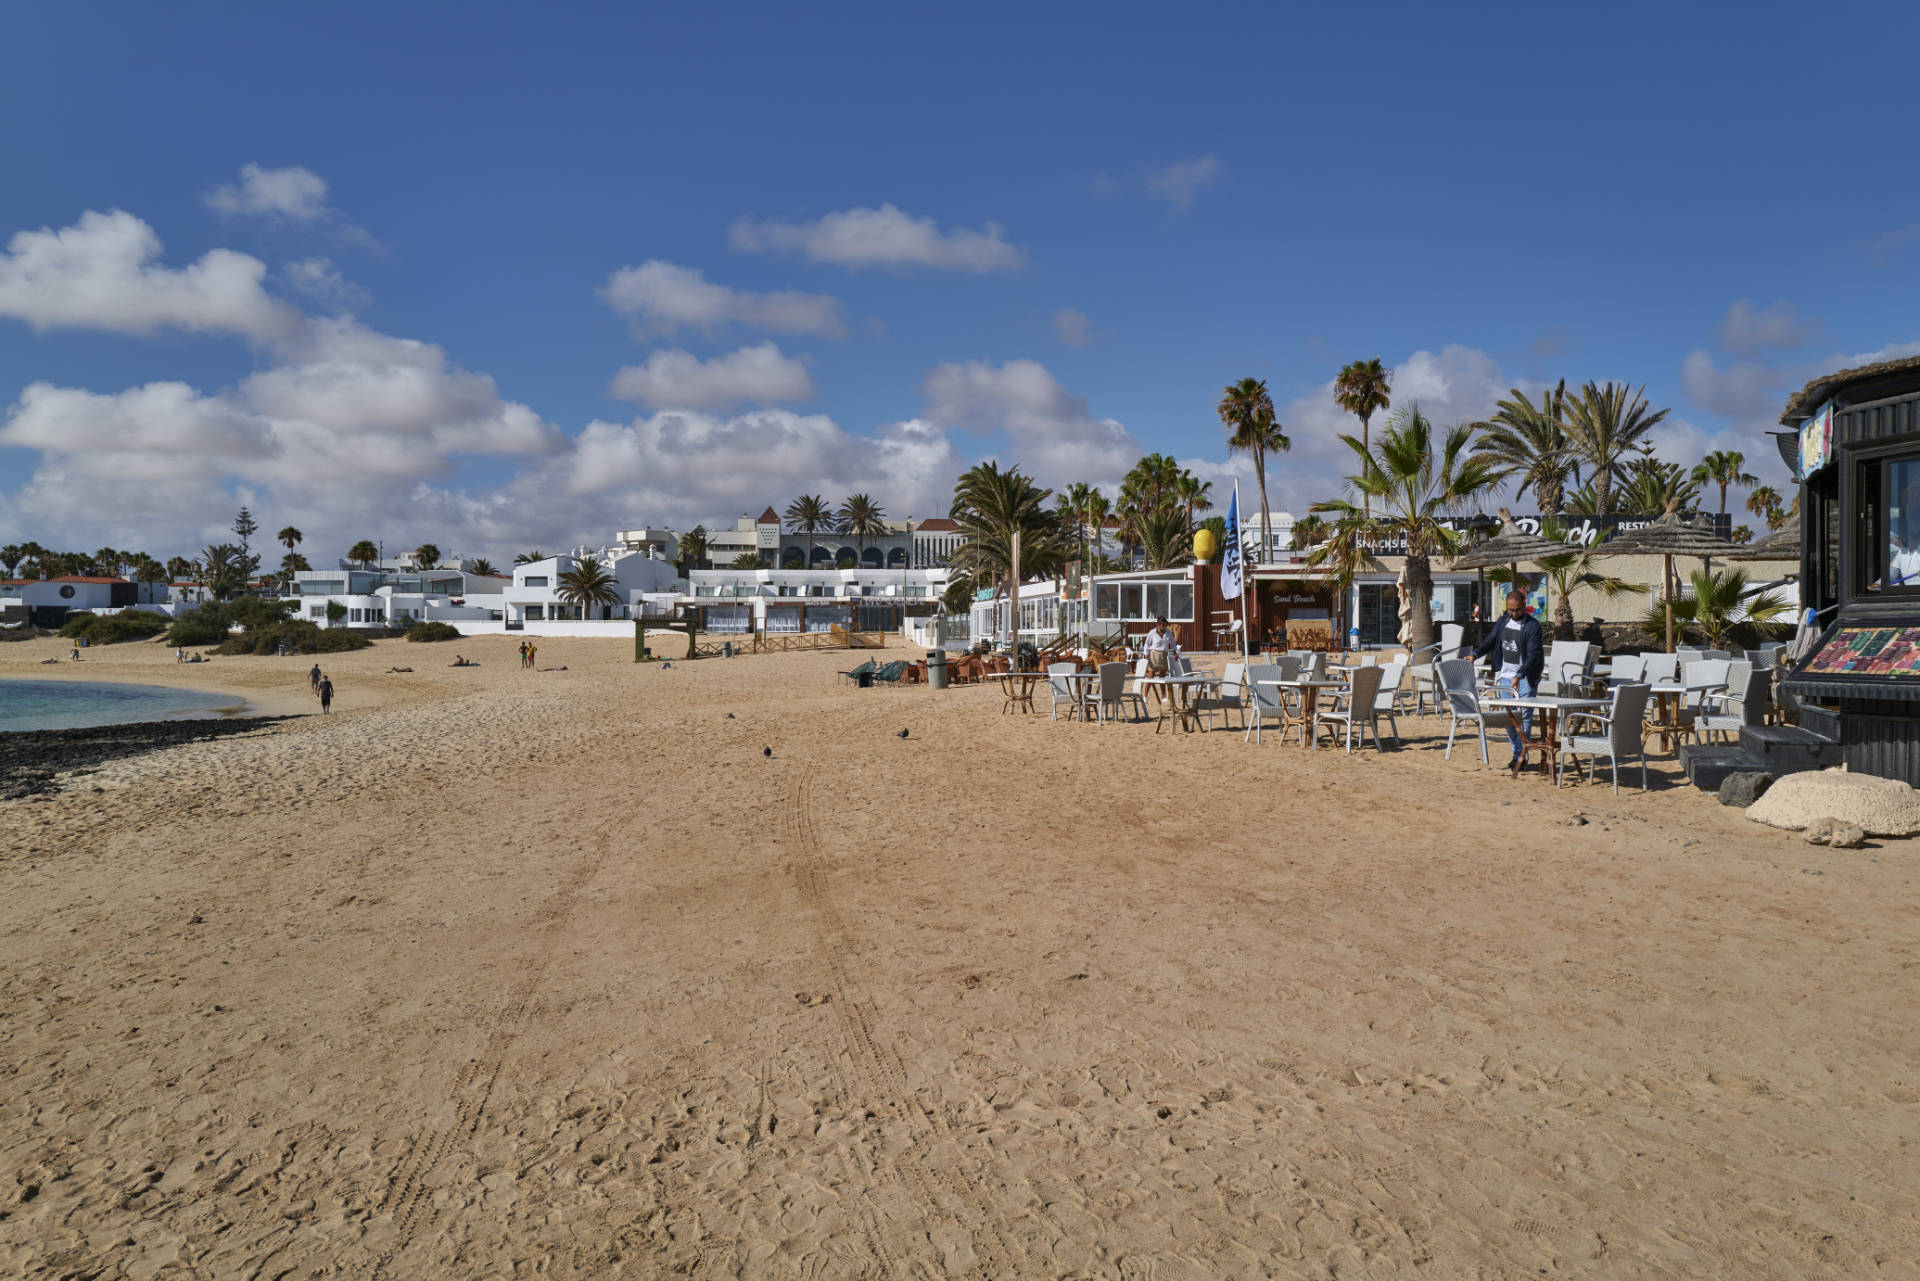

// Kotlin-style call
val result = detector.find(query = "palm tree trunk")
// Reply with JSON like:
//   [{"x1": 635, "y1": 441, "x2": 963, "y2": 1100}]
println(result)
[
  {"x1": 1360, "y1": 414, "x2": 1371, "y2": 520},
  {"x1": 1405, "y1": 552, "x2": 1436, "y2": 652},
  {"x1": 1253, "y1": 449, "x2": 1271, "y2": 569},
  {"x1": 1719, "y1": 482, "x2": 1729, "y2": 515}
]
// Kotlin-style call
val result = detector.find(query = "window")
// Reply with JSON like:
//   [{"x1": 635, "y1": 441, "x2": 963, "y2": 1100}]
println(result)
[
  {"x1": 525, "y1": 605, "x2": 544, "y2": 620},
  {"x1": 1867, "y1": 454, "x2": 1920, "y2": 592},
  {"x1": 1095, "y1": 583, "x2": 1120, "y2": 620},
  {"x1": 1121, "y1": 583, "x2": 1143, "y2": 619},
  {"x1": 522, "y1": 575, "x2": 549, "y2": 587},
  {"x1": 310, "y1": 606, "x2": 324, "y2": 618},
  {"x1": 1169, "y1": 583, "x2": 1193, "y2": 621}
]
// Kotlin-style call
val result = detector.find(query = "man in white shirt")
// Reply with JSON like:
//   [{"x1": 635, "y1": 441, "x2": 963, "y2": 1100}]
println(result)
[{"x1": 1139, "y1": 616, "x2": 1180, "y2": 708}]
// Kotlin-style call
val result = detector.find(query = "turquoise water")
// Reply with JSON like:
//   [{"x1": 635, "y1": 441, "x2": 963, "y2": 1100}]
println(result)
[{"x1": 0, "y1": 679, "x2": 237, "y2": 733}]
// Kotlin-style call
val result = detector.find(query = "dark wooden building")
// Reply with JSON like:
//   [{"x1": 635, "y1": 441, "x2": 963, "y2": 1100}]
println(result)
[{"x1": 1780, "y1": 355, "x2": 1920, "y2": 784}]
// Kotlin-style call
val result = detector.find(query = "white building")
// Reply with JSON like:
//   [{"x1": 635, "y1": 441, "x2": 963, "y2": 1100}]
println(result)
[
  {"x1": 286, "y1": 566, "x2": 508, "y2": 629},
  {"x1": 1, "y1": 576, "x2": 173, "y2": 627},
  {"x1": 682, "y1": 565, "x2": 952, "y2": 634},
  {"x1": 501, "y1": 548, "x2": 679, "y2": 625}
]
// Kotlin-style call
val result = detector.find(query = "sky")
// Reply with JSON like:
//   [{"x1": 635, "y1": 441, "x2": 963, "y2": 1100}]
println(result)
[{"x1": 4, "y1": 1, "x2": 1919, "y2": 566}]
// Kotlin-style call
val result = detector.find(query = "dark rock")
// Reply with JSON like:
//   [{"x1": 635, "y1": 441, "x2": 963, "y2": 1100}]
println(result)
[{"x1": 1718, "y1": 771, "x2": 1775, "y2": 808}]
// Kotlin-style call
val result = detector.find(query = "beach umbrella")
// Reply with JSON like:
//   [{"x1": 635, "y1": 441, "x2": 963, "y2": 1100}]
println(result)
[
  {"x1": 1726, "y1": 524, "x2": 1801, "y2": 563},
  {"x1": 1445, "y1": 513, "x2": 1564, "y2": 593},
  {"x1": 1594, "y1": 509, "x2": 1737, "y2": 652}
]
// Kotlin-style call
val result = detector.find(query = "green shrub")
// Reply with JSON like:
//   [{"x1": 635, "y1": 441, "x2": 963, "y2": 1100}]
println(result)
[
  {"x1": 215, "y1": 620, "x2": 371, "y2": 655},
  {"x1": 65, "y1": 610, "x2": 171, "y2": 645},
  {"x1": 404, "y1": 620, "x2": 463, "y2": 642},
  {"x1": 167, "y1": 597, "x2": 296, "y2": 648},
  {"x1": 325, "y1": 601, "x2": 348, "y2": 623}
]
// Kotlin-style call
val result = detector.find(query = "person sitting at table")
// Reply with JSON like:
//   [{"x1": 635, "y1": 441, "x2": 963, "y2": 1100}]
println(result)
[{"x1": 1473, "y1": 590, "x2": 1544, "y2": 774}]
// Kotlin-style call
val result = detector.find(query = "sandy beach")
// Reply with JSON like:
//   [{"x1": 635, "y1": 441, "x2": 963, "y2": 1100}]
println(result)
[{"x1": 2, "y1": 634, "x2": 1917, "y2": 1278}]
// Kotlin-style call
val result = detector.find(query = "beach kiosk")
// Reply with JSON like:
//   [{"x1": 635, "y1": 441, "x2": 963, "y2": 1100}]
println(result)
[{"x1": 1779, "y1": 356, "x2": 1920, "y2": 784}]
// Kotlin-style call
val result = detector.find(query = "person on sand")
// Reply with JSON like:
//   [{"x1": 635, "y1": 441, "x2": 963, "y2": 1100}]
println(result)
[
  {"x1": 517, "y1": 640, "x2": 529, "y2": 668},
  {"x1": 70, "y1": 644, "x2": 81, "y2": 661},
  {"x1": 1473, "y1": 589, "x2": 1544, "y2": 775},
  {"x1": 318, "y1": 674, "x2": 334, "y2": 714},
  {"x1": 1139, "y1": 615, "x2": 1179, "y2": 706},
  {"x1": 310, "y1": 663, "x2": 322, "y2": 693},
  {"x1": 177, "y1": 646, "x2": 186, "y2": 664},
  {"x1": 526, "y1": 642, "x2": 538, "y2": 668}
]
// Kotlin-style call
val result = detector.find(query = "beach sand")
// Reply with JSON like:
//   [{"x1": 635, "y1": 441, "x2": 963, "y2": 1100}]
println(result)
[{"x1": 2, "y1": 633, "x2": 1916, "y2": 1278}]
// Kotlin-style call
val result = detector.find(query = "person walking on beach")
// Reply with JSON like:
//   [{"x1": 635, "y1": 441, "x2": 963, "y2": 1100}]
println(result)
[
  {"x1": 318, "y1": 674, "x2": 334, "y2": 714},
  {"x1": 518, "y1": 640, "x2": 530, "y2": 668},
  {"x1": 309, "y1": 662, "x2": 322, "y2": 693},
  {"x1": 1139, "y1": 615, "x2": 1180, "y2": 707},
  {"x1": 1473, "y1": 589, "x2": 1543, "y2": 775},
  {"x1": 526, "y1": 641, "x2": 538, "y2": 669}
]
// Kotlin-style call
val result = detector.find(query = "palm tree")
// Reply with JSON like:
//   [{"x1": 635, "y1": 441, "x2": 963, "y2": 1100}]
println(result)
[
  {"x1": 1174, "y1": 472, "x2": 1214, "y2": 533},
  {"x1": 949, "y1": 462, "x2": 1066, "y2": 647},
  {"x1": 785, "y1": 494, "x2": 831, "y2": 567},
  {"x1": 1136, "y1": 506, "x2": 1194, "y2": 569},
  {"x1": 1310, "y1": 405, "x2": 1498, "y2": 651},
  {"x1": 1745, "y1": 484, "x2": 1782, "y2": 527},
  {"x1": 280, "y1": 552, "x2": 312, "y2": 584},
  {"x1": 414, "y1": 543, "x2": 442, "y2": 570},
  {"x1": 1471, "y1": 381, "x2": 1575, "y2": 516},
  {"x1": 1289, "y1": 513, "x2": 1328, "y2": 550},
  {"x1": 1334, "y1": 359, "x2": 1393, "y2": 518},
  {"x1": 0, "y1": 544, "x2": 22, "y2": 577},
  {"x1": 1691, "y1": 450, "x2": 1758, "y2": 515},
  {"x1": 469, "y1": 558, "x2": 499, "y2": 576},
  {"x1": 556, "y1": 556, "x2": 620, "y2": 621},
  {"x1": 731, "y1": 551, "x2": 767, "y2": 570},
  {"x1": 1654, "y1": 567, "x2": 1792, "y2": 649},
  {"x1": 675, "y1": 526, "x2": 708, "y2": 574},
  {"x1": 277, "y1": 526, "x2": 303, "y2": 555},
  {"x1": 348, "y1": 539, "x2": 379, "y2": 570},
  {"x1": 1731, "y1": 525, "x2": 1753, "y2": 544},
  {"x1": 1083, "y1": 489, "x2": 1112, "y2": 569},
  {"x1": 198, "y1": 544, "x2": 249, "y2": 601},
  {"x1": 1064, "y1": 481, "x2": 1095, "y2": 572},
  {"x1": 1619, "y1": 451, "x2": 1703, "y2": 515},
  {"x1": 165, "y1": 555, "x2": 194, "y2": 583},
  {"x1": 514, "y1": 549, "x2": 547, "y2": 565},
  {"x1": 1219, "y1": 377, "x2": 1289, "y2": 564},
  {"x1": 1562, "y1": 381, "x2": 1670, "y2": 516},
  {"x1": 836, "y1": 493, "x2": 888, "y2": 564},
  {"x1": 1535, "y1": 523, "x2": 1636, "y2": 641}
]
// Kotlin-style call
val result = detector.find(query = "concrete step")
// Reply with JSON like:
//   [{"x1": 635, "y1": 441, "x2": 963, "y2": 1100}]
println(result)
[
  {"x1": 1740, "y1": 724, "x2": 1843, "y2": 774},
  {"x1": 1679, "y1": 744, "x2": 1765, "y2": 792},
  {"x1": 1797, "y1": 704, "x2": 1841, "y2": 740}
]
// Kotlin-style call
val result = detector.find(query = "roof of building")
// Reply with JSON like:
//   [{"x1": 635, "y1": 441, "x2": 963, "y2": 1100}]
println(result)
[
  {"x1": 1782, "y1": 353, "x2": 1920, "y2": 424},
  {"x1": 914, "y1": 517, "x2": 960, "y2": 532},
  {"x1": 0, "y1": 575, "x2": 131, "y2": 586},
  {"x1": 757, "y1": 505, "x2": 780, "y2": 524}
]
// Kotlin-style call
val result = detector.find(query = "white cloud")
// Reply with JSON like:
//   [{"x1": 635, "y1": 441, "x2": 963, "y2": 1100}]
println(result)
[
  {"x1": 1053, "y1": 307, "x2": 1091, "y2": 348},
  {"x1": 1146, "y1": 155, "x2": 1221, "y2": 209},
  {"x1": 1681, "y1": 348, "x2": 1781, "y2": 419},
  {"x1": 729, "y1": 204, "x2": 1023, "y2": 272},
  {"x1": 1843, "y1": 339, "x2": 1920, "y2": 365},
  {"x1": 0, "y1": 209, "x2": 298, "y2": 340},
  {"x1": 1717, "y1": 299, "x2": 1810, "y2": 355},
  {"x1": 921, "y1": 358, "x2": 1140, "y2": 487},
  {"x1": 207, "y1": 163, "x2": 331, "y2": 220},
  {"x1": 280, "y1": 256, "x2": 368, "y2": 309},
  {"x1": 1, "y1": 380, "x2": 275, "y2": 459},
  {"x1": 608, "y1": 342, "x2": 816, "y2": 409},
  {"x1": 600, "y1": 260, "x2": 845, "y2": 338}
]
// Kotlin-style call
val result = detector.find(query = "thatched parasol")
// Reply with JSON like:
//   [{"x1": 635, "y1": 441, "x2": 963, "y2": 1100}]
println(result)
[
  {"x1": 1595, "y1": 508, "x2": 1737, "y2": 651},
  {"x1": 1446, "y1": 512, "x2": 1565, "y2": 591},
  {"x1": 1727, "y1": 524, "x2": 1800, "y2": 563}
]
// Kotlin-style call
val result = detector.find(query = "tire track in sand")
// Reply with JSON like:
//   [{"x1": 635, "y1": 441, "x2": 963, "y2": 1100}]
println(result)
[
  {"x1": 784, "y1": 773, "x2": 1033, "y2": 1279},
  {"x1": 368, "y1": 809, "x2": 625, "y2": 1277}
]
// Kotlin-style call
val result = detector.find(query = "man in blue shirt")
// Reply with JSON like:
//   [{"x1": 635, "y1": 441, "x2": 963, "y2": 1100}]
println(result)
[{"x1": 1473, "y1": 590, "x2": 1545, "y2": 773}]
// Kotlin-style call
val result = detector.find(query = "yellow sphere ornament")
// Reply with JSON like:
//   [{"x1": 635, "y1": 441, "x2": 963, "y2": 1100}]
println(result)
[{"x1": 1193, "y1": 527, "x2": 1218, "y2": 561}]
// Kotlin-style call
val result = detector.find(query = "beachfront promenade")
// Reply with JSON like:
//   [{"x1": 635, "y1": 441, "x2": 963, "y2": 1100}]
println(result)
[{"x1": 1, "y1": 635, "x2": 1915, "y2": 1277}]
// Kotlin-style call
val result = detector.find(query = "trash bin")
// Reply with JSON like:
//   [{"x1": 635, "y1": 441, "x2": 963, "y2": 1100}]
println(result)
[
  {"x1": 722, "y1": 641, "x2": 733, "y2": 658},
  {"x1": 856, "y1": 670, "x2": 875, "y2": 688},
  {"x1": 927, "y1": 649, "x2": 948, "y2": 690}
]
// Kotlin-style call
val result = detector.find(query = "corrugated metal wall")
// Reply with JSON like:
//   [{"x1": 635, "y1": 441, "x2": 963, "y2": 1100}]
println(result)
[
  {"x1": 1840, "y1": 699, "x2": 1920, "y2": 786},
  {"x1": 1836, "y1": 394, "x2": 1920, "y2": 445}
]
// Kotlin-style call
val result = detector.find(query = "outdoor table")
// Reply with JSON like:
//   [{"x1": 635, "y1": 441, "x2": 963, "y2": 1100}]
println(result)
[
  {"x1": 1484, "y1": 694, "x2": 1608, "y2": 782},
  {"x1": 1054, "y1": 669, "x2": 1100, "y2": 722},
  {"x1": 1137, "y1": 674, "x2": 1219, "y2": 734},
  {"x1": 995, "y1": 670, "x2": 1042, "y2": 715},
  {"x1": 1256, "y1": 677, "x2": 1348, "y2": 750}
]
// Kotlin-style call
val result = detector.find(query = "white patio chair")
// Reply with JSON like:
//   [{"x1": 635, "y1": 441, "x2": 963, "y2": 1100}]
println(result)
[
  {"x1": 1540, "y1": 640, "x2": 1594, "y2": 696},
  {"x1": 1193, "y1": 661, "x2": 1245, "y2": 731},
  {"x1": 1558, "y1": 681, "x2": 1653, "y2": 793},
  {"x1": 1315, "y1": 664, "x2": 1387, "y2": 753},
  {"x1": 1046, "y1": 662, "x2": 1084, "y2": 721},
  {"x1": 1608, "y1": 654, "x2": 1645, "y2": 684},
  {"x1": 1676, "y1": 659, "x2": 1731, "y2": 742},
  {"x1": 1093, "y1": 660, "x2": 1145, "y2": 724},
  {"x1": 1437, "y1": 658, "x2": 1510, "y2": 764},
  {"x1": 1640, "y1": 653, "x2": 1679, "y2": 685},
  {"x1": 1371, "y1": 659, "x2": 1406, "y2": 744},
  {"x1": 1695, "y1": 666, "x2": 1769, "y2": 744},
  {"x1": 1244, "y1": 663, "x2": 1286, "y2": 744},
  {"x1": 1406, "y1": 640, "x2": 1444, "y2": 713}
]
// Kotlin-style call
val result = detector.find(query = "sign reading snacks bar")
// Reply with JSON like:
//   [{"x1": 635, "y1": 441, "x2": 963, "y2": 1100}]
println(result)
[{"x1": 1802, "y1": 625, "x2": 1920, "y2": 678}]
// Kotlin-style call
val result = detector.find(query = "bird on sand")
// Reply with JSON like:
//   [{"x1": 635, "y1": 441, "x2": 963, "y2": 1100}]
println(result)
[
  {"x1": 898, "y1": 728, "x2": 910, "y2": 739},
  {"x1": 763, "y1": 746, "x2": 773, "y2": 758},
  {"x1": 725, "y1": 713, "x2": 735, "y2": 719}
]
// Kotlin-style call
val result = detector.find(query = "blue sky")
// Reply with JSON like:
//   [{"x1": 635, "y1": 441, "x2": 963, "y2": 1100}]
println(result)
[{"x1": 3, "y1": 1, "x2": 1916, "y2": 563}]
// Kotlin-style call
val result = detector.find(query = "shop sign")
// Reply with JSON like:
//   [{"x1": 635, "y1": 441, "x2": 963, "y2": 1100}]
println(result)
[
  {"x1": 1801, "y1": 400, "x2": 1834, "y2": 475},
  {"x1": 1359, "y1": 512, "x2": 1731, "y2": 555}
]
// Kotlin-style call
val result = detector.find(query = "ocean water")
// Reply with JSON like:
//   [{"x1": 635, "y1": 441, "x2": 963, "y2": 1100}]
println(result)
[{"x1": 0, "y1": 679, "x2": 236, "y2": 733}]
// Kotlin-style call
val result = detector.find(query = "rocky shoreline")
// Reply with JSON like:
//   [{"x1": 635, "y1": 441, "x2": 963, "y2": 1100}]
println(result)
[{"x1": 0, "y1": 716, "x2": 290, "y2": 801}]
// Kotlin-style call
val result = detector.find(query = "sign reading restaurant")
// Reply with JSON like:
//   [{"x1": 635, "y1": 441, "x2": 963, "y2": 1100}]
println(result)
[{"x1": 1336, "y1": 512, "x2": 1736, "y2": 557}]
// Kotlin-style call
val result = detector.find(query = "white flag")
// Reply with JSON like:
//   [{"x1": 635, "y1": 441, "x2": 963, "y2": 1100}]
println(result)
[{"x1": 1221, "y1": 482, "x2": 1243, "y2": 600}]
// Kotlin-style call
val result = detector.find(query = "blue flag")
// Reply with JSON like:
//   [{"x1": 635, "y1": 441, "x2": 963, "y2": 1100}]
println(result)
[{"x1": 1221, "y1": 482, "x2": 1243, "y2": 600}]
